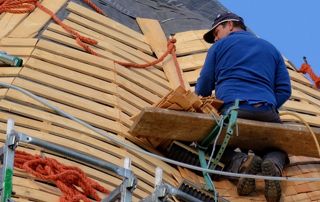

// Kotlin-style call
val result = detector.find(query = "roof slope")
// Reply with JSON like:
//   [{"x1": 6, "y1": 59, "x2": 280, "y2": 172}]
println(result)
[{"x1": 0, "y1": 0, "x2": 319, "y2": 201}]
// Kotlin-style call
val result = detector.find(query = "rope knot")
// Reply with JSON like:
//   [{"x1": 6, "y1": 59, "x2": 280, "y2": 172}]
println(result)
[{"x1": 167, "y1": 38, "x2": 177, "y2": 53}]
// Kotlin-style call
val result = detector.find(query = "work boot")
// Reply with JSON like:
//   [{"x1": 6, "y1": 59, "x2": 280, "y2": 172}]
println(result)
[
  {"x1": 261, "y1": 159, "x2": 282, "y2": 202},
  {"x1": 237, "y1": 154, "x2": 262, "y2": 195}
]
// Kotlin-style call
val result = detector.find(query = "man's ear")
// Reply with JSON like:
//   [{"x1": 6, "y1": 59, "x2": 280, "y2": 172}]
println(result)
[{"x1": 228, "y1": 21, "x2": 234, "y2": 31}]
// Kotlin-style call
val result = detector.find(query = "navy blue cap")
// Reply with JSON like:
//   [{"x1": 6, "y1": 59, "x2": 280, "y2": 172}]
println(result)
[{"x1": 203, "y1": 12, "x2": 246, "y2": 43}]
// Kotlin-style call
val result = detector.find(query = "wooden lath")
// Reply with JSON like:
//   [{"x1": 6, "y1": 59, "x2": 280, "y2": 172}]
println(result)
[
  {"x1": 1, "y1": 0, "x2": 320, "y2": 201},
  {"x1": 137, "y1": 18, "x2": 190, "y2": 90},
  {"x1": 0, "y1": 2, "x2": 191, "y2": 200}
]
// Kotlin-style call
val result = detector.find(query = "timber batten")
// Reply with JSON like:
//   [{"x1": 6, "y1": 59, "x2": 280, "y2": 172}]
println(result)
[{"x1": 0, "y1": 0, "x2": 319, "y2": 201}]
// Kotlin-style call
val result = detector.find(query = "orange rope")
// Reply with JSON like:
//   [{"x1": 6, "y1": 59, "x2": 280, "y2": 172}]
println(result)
[
  {"x1": 0, "y1": 0, "x2": 101, "y2": 55},
  {"x1": 298, "y1": 63, "x2": 320, "y2": 89},
  {"x1": 0, "y1": 0, "x2": 186, "y2": 87},
  {"x1": 83, "y1": 0, "x2": 106, "y2": 16},
  {"x1": 115, "y1": 38, "x2": 186, "y2": 88},
  {"x1": 0, "y1": 0, "x2": 36, "y2": 13},
  {"x1": 35, "y1": 1, "x2": 99, "y2": 55},
  {"x1": 15, "y1": 150, "x2": 110, "y2": 202},
  {"x1": 115, "y1": 38, "x2": 177, "y2": 68}
]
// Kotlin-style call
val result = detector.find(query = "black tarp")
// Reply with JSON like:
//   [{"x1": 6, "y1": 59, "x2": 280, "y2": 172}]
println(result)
[{"x1": 53, "y1": 0, "x2": 228, "y2": 37}]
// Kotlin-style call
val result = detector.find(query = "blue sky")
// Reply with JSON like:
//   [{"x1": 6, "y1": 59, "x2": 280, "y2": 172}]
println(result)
[{"x1": 219, "y1": 0, "x2": 320, "y2": 76}]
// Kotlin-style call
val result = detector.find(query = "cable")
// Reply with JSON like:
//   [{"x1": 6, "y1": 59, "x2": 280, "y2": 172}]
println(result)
[
  {"x1": 1, "y1": 82, "x2": 320, "y2": 182},
  {"x1": 279, "y1": 111, "x2": 320, "y2": 157},
  {"x1": 207, "y1": 116, "x2": 225, "y2": 168}
]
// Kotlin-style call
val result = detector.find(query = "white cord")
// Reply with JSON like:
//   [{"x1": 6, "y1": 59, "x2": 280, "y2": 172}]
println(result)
[
  {"x1": 1, "y1": 82, "x2": 320, "y2": 182},
  {"x1": 207, "y1": 116, "x2": 225, "y2": 168}
]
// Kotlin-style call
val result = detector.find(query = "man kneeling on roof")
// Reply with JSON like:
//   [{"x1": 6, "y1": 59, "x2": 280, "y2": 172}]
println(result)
[{"x1": 195, "y1": 12, "x2": 291, "y2": 202}]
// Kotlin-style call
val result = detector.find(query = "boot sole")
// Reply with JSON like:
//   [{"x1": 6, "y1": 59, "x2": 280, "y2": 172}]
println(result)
[
  {"x1": 262, "y1": 160, "x2": 281, "y2": 202},
  {"x1": 237, "y1": 156, "x2": 262, "y2": 195}
]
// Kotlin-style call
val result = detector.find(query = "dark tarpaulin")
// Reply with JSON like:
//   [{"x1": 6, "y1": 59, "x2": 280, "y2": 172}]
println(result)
[{"x1": 51, "y1": 0, "x2": 228, "y2": 37}]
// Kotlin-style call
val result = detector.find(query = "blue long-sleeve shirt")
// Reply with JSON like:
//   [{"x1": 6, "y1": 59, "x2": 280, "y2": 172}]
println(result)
[{"x1": 195, "y1": 31, "x2": 291, "y2": 109}]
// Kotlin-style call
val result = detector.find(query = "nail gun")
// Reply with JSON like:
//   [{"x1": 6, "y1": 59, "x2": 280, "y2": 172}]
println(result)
[{"x1": 0, "y1": 51, "x2": 23, "y2": 67}]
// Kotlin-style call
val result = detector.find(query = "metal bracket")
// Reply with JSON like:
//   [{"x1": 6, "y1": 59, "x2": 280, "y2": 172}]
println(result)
[
  {"x1": 0, "y1": 119, "x2": 137, "y2": 202},
  {"x1": 0, "y1": 119, "x2": 18, "y2": 202},
  {"x1": 141, "y1": 168, "x2": 202, "y2": 202},
  {"x1": 102, "y1": 158, "x2": 137, "y2": 202}
]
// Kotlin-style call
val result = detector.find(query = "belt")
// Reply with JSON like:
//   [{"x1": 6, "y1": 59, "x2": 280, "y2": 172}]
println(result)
[{"x1": 239, "y1": 101, "x2": 270, "y2": 108}]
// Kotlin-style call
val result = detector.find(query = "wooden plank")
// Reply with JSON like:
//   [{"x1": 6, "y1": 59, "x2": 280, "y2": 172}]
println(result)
[
  {"x1": 130, "y1": 107, "x2": 320, "y2": 157},
  {"x1": 0, "y1": 13, "x2": 28, "y2": 38},
  {"x1": 292, "y1": 80, "x2": 320, "y2": 100},
  {"x1": 0, "y1": 121, "x2": 176, "y2": 189},
  {"x1": 19, "y1": 67, "x2": 118, "y2": 107},
  {"x1": 44, "y1": 26, "x2": 169, "y2": 89},
  {"x1": 175, "y1": 39, "x2": 209, "y2": 56},
  {"x1": 0, "y1": 113, "x2": 123, "y2": 158},
  {"x1": 67, "y1": 13, "x2": 152, "y2": 54},
  {"x1": 13, "y1": 185, "x2": 60, "y2": 202},
  {"x1": 0, "y1": 113, "x2": 126, "y2": 163},
  {"x1": 115, "y1": 75, "x2": 161, "y2": 104},
  {"x1": 11, "y1": 78, "x2": 120, "y2": 122},
  {"x1": 59, "y1": 19, "x2": 166, "y2": 75},
  {"x1": 9, "y1": 0, "x2": 68, "y2": 38},
  {"x1": 0, "y1": 99, "x2": 100, "y2": 136},
  {"x1": 41, "y1": 29, "x2": 124, "y2": 61},
  {"x1": 130, "y1": 107, "x2": 216, "y2": 141},
  {"x1": 175, "y1": 30, "x2": 203, "y2": 43},
  {"x1": 26, "y1": 58, "x2": 149, "y2": 115},
  {"x1": 137, "y1": 18, "x2": 189, "y2": 90},
  {"x1": 0, "y1": 38, "x2": 38, "y2": 47},
  {"x1": 5, "y1": 89, "x2": 124, "y2": 133},
  {"x1": 66, "y1": 2, "x2": 146, "y2": 43},
  {"x1": 0, "y1": 77, "x2": 15, "y2": 84},
  {"x1": 0, "y1": 68, "x2": 20, "y2": 77},
  {"x1": 36, "y1": 39, "x2": 116, "y2": 71},
  {"x1": 178, "y1": 53, "x2": 206, "y2": 71},
  {"x1": 114, "y1": 63, "x2": 169, "y2": 97},
  {"x1": 280, "y1": 111, "x2": 320, "y2": 127},
  {"x1": 0, "y1": 47, "x2": 34, "y2": 56},
  {"x1": 118, "y1": 87, "x2": 151, "y2": 109},
  {"x1": 13, "y1": 176, "x2": 60, "y2": 196},
  {"x1": 282, "y1": 100, "x2": 320, "y2": 116},
  {"x1": 25, "y1": 58, "x2": 148, "y2": 115},
  {"x1": 35, "y1": 40, "x2": 162, "y2": 104},
  {"x1": 116, "y1": 98, "x2": 140, "y2": 117},
  {"x1": 175, "y1": 30, "x2": 207, "y2": 43},
  {"x1": 291, "y1": 89, "x2": 320, "y2": 108},
  {"x1": 184, "y1": 69, "x2": 201, "y2": 84},
  {"x1": 288, "y1": 69, "x2": 312, "y2": 86},
  {"x1": 31, "y1": 48, "x2": 116, "y2": 82},
  {"x1": 0, "y1": 89, "x2": 8, "y2": 99},
  {"x1": 25, "y1": 57, "x2": 118, "y2": 95},
  {"x1": 285, "y1": 60, "x2": 297, "y2": 71}
]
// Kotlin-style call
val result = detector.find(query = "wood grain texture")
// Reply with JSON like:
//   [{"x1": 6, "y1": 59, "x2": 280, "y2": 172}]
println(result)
[
  {"x1": 9, "y1": 0, "x2": 68, "y2": 38},
  {"x1": 130, "y1": 107, "x2": 320, "y2": 157},
  {"x1": 137, "y1": 18, "x2": 190, "y2": 90}
]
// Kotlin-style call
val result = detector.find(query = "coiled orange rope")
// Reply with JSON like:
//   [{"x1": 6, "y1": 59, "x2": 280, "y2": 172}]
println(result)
[{"x1": 15, "y1": 150, "x2": 110, "y2": 202}]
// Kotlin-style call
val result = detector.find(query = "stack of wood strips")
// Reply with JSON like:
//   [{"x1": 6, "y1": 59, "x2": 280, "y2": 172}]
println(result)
[
  {"x1": 155, "y1": 86, "x2": 223, "y2": 116},
  {"x1": 0, "y1": 0, "x2": 320, "y2": 201},
  {"x1": 0, "y1": 2, "x2": 184, "y2": 201}
]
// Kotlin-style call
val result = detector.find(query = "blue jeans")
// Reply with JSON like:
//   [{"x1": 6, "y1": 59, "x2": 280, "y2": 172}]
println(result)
[{"x1": 218, "y1": 101, "x2": 288, "y2": 174}]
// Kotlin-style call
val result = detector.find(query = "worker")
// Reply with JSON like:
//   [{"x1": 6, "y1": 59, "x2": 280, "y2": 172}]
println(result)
[{"x1": 195, "y1": 12, "x2": 291, "y2": 202}]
